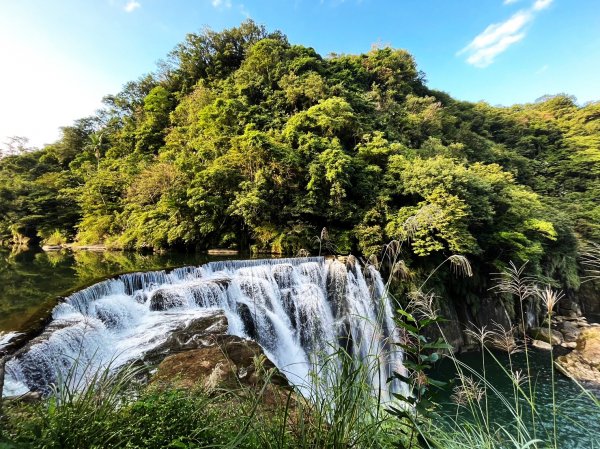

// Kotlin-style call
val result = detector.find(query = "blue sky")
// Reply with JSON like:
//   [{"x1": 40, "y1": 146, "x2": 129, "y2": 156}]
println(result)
[{"x1": 1, "y1": 0, "x2": 599, "y2": 147}]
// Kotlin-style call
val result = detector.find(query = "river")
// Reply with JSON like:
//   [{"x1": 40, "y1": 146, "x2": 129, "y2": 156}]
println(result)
[{"x1": 430, "y1": 349, "x2": 600, "y2": 448}]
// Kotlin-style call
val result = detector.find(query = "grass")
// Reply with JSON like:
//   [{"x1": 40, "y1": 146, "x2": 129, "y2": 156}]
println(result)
[
  {"x1": 0, "y1": 346, "x2": 412, "y2": 449},
  {"x1": 389, "y1": 257, "x2": 600, "y2": 449}
]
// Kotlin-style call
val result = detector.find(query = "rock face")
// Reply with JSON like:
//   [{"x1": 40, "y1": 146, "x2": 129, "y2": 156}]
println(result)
[
  {"x1": 144, "y1": 311, "x2": 228, "y2": 364},
  {"x1": 559, "y1": 299, "x2": 583, "y2": 319},
  {"x1": 556, "y1": 327, "x2": 600, "y2": 385},
  {"x1": 151, "y1": 335, "x2": 288, "y2": 391},
  {"x1": 146, "y1": 310, "x2": 288, "y2": 394},
  {"x1": 531, "y1": 327, "x2": 563, "y2": 346}
]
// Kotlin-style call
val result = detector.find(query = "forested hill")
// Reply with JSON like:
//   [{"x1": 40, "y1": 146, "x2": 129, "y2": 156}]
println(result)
[{"x1": 1, "y1": 20, "x2": 599, "y2": 292}]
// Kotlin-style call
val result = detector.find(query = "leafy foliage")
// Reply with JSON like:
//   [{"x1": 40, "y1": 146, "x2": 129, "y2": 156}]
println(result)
[{"x1": 0, "y1": 20, "x2": 597, "y2": 296}]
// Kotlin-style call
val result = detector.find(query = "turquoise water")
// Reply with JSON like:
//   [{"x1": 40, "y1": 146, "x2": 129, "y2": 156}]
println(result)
[{"x1": 430, "y1": 349, "x2": 600, "y2": 448}]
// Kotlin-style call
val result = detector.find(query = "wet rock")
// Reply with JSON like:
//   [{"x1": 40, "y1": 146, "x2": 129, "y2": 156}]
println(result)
[
  {"x1": 94, "y1": 308, "x2": 120, "y2": 328},
  {"x1": 326, "y1": 260, "x2": 349, "y2": 319},
  {"x1": 532, "y1": 339, "x2": 552, "y2": 350},
  {"x1": 475, "y1": 297, "x2": 513, "y2": 332},
  {"x1": 531, "y1": 327, "x2": 563, "y2": 346},
  {"x1": 151, "y1": 334, "x2": 288, "y2": 391},
  {"x1": 144, "y1": 311, "x2": 228, "y2": 364},
  {"x1": 187, "y1": 280, "x2": 226, "y2": 308},
  {"x1": 559, "y1": 321, "x2": 581, "y2": 343},
  {"x1": 133, "y1": 291, "x2": 147, "y2": 304},
  {"x1": 149, "y1": 288, "x2": 186, "y2": 311},
  {"x1": 8, "y1": 318, "x2": 98, "y2": 394},
  {"x1": 280, "y1": 288, "x2": 298, "y2": 330},
  {"x1": 272, "y1": 264, "x2": 295, "y2": 289},
  {"x1": 237, "y1": 303, "x2": 257, "y2": 340},
  {"x1": 556, "y1": 327, "x2": 600, "y2": 385}
]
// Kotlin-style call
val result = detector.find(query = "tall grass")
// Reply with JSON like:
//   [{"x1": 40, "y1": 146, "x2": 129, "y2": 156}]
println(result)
[
  {"x1": 1, "y1": 346, "x2": 407, "y2": 448},
  {"x1": 391, "y1": 257, "x2": 600, "y2": 449}
]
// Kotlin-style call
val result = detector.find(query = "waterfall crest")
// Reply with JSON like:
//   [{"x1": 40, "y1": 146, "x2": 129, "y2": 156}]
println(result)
[{"x1": 3, "y1": 257, "x2": 405, "y2": 400}]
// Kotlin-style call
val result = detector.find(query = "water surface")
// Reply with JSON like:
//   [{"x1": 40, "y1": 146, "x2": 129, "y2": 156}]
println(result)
[
  {"x1": 0, "y1": 248, "x2": 216, "y2": 333},
  {"x1": 430, "y1": 349, "x2": 600, "y2": 448}
]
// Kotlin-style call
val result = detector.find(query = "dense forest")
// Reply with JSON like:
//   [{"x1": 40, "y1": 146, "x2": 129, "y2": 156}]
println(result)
[{"x1": 1, "y1": 21, "x2": 598, "y2": 300}]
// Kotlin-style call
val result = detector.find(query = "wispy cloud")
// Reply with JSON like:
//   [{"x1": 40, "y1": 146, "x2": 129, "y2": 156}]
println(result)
[
  {"x1": 536, "y1": 64, "x2": 549, "y2": 74},
  {"x1": 211, "y1": 0, "x2": 232, "y2": 8},
  {"x1": 533, "y1": 0, "x2": 552, "y2": 10},
  {"x1": 123, "y1": 0, "x2": 141, "y2": 12},
  {"x1": 238, "y1": 3, "x2": 250, "y2": 17},
  {"x1": 459, "y1": 0, "x2": 553, "y2": 67},
  {"x1": 503, "y1": 0, "x2": 520, "y2": 4}
]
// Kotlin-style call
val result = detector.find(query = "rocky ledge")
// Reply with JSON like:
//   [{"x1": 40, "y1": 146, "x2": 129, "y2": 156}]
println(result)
[
  {"x1": 530, "y1": 306, "x2": 598, "y2": 351},
  {"x1": 148, "y1": 313, "x2": 291, "y2": 406},
  {"x1": 555, "y1": 327, "x2": 600, "y2": 386},
  {"x1": 151, "y1": 334, "x2": 289, "y2": 404}
]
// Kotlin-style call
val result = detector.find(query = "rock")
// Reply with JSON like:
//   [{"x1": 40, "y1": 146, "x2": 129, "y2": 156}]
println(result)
[
  {"x1": 575, "y1": 318, "x2": 589, "y2": 328},
  {"x1": 151, "y1": 334, "x2": 288, "y2": 391},
  {"x1": 133, "y1": 291, "x2": 148, "y2": 304},
  {"x1": 532, "y1": 339, "x2": 552, "y2": 350},
  {"x1": 559, "y1": 321, "x2": 581, "y2": 343},
  {"x1": 558, "y1": 300, "x2": 582, "y2": 317},
  {"x1": 561, "y1": 342, "x2": 577, "y2": 349},
  {"x1": 149, "y1": 288, "x2": 186, "y2": 311},
  {"x1": 144, "y1": 311, "x2": 228, "y2": 364},
  {"x1": 556, "y1": 327, "x2": 600, "y2": 385},
  {"x1": 531, "y1": 327, "x2": 563, "y2": 346},
  {"x1": 4, "y1": 391, "x2": 42, "y2": 403},
  {"x1": 8, "y1": 317, "x2": 98, "y2": 394},
  {"x1": 272, "y1": 264, "x2": 295, "y2": 289}
]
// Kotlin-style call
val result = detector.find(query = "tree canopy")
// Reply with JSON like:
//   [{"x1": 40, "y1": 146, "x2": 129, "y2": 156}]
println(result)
[{"x1": 1, "y1": 20, "x2": 598, "y2": 296}]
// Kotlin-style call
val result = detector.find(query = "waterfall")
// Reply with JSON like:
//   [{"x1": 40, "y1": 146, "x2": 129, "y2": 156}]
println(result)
[{"x1": 3, "y1": 257, "x2": 406, "y2": 400}]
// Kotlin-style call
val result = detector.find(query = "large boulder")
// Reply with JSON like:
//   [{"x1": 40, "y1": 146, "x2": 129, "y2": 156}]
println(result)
[
  {"x1": 532, "y1": 339, "x2": 552, "y2": 351},
  {"x1": 144, "y1": 311, "x2": 228, "y2": 364},
  {"x1": 531, "y1": 327, "x2": 563, "y2": 346},
  {"x1": 151, "y1": 334, "x2": 288, "y2": 391},
  {"x1": 556, "y1": 327, "x2": 600, "y2": 385},
  {"x1": 148, "y1": 288, "x2": 186, "y2": 311},
  {"x1": 559, "y1": 320, "x2": 581, "y2": 343}
]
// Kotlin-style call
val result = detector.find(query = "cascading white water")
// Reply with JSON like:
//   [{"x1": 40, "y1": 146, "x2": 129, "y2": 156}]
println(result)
[{"x1": 2, "y1": 257, "x2": 406, "y2": 401}]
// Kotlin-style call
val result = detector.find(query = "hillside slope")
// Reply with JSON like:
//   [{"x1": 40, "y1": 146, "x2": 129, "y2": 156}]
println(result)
[{"x1": 1, "y1": 20, "x2": 598, "y2": 310}]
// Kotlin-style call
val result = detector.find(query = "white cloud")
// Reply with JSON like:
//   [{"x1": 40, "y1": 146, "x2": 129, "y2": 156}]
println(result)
[
  {"x1": 124, "y1": 0, "x2": 141, "y2": 12},
  {"x1": 503, "y1": 0, "x2": 520, "y2": 4},
  {"x1": 239, "y1": 3, "x2": 250, "y2": 17},
  {"x1": 212, "y1": 0, "x2": 232, "y2": 8},
  {"x1": 533, "y1": 0, "x2": 553, "y2": 11},
  {"x1": 459, "y1": 0, "x2": 553, "y2": 67}
]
